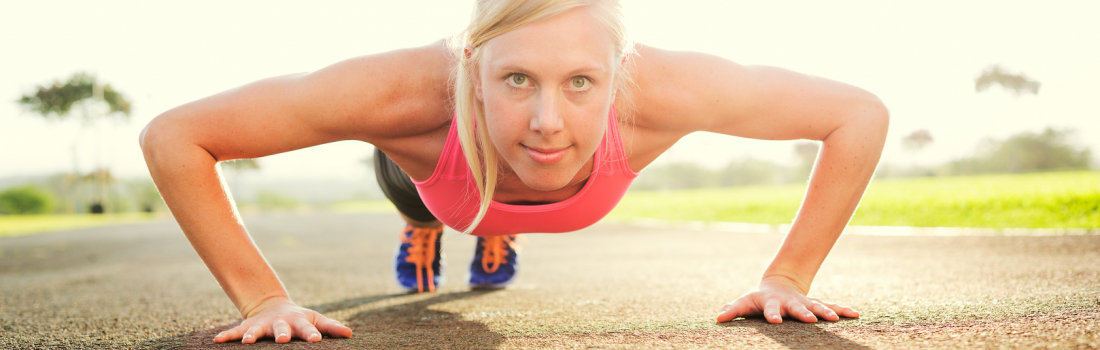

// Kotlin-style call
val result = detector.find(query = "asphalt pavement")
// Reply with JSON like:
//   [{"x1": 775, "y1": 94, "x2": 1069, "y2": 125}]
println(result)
[{"x1": 1, "y1": 212, "x2": 1097, "y2": 349}]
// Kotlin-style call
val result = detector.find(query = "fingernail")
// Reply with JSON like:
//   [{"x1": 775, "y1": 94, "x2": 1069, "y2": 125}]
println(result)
[
  {"x1": 244, "y1": 334, "x2": 253, "y2": 339},
  {"x1": 310, "y1": 333, "x2": 321, "y2": 341},
  {"x1": 805, "y1": 313, "x2": 814, "y2": 318},
  {"x1": 279, "y1": 332, "x2": 287, "y2": 339}
]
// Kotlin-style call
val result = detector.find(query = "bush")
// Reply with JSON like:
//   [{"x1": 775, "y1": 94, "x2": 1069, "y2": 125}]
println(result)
[
  {"x1": 0, "y1": 185, "x2": 55, "y2": 215},
  {"x1": 944, "y1": 128, "x2": 1092, "y2": 175}
]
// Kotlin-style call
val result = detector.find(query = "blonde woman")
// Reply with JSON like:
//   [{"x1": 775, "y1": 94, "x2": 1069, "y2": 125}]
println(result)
[{"x1": 141, "y1": 0, "x2": 887, "y2": 344}]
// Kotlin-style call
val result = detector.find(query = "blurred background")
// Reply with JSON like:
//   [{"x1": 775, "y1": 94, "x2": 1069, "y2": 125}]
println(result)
[{"x1": 1, "y1": 1, "x2": 1097, "y2": 229}]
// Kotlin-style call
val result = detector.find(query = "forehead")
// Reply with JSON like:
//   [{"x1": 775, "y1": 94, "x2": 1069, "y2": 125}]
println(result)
[{"x1": 481, "y1": 6, "x2": 616, "y2": 75}]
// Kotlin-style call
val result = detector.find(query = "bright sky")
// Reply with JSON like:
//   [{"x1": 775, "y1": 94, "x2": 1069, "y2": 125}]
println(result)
[{"x1": 2, "y1": 0, "x2": 1098, "y2": 182}]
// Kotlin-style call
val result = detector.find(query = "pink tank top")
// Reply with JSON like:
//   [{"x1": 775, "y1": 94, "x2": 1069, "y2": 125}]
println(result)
[{"x1": 411, "y1": 107, "x2": 638, "y2": 237}]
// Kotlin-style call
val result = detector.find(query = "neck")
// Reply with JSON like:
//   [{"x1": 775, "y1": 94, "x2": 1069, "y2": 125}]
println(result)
[{"x1": 492, "y1": 157, "x2": 595, "y2": 205}]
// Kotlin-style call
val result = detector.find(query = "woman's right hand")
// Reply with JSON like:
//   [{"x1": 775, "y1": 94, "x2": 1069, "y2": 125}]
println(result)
[{"x1": 213, "y1": 297, "x2": 353, "y2": 344}]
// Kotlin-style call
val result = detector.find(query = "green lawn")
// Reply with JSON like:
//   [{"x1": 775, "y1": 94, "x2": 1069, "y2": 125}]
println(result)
[
  {"x1": 4, "y1": 172, "x2": 1096, "y2": 237},
  {"x1": 609, "y1": 171, "x2": 1100, "y2": 229},
  {"x1": 0, "y1": 213, "x2": 166, "y2": 238}
]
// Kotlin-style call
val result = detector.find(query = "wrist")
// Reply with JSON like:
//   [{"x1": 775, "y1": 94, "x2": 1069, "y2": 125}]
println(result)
[
  {"x1": 238, "y1": 293, "x2": 293, "y2": 319},
  {"x1": 760, "y1": 273, "x2": 811, "y2": 296}
]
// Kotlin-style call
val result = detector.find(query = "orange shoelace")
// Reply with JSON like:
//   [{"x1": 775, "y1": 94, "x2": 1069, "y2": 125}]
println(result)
[
  {"x1": 401, "y1": 226, "x2": 443, "y2": 293},
  {"x1": 480, "y1": 234, "x2": 525, "y2": 274}
]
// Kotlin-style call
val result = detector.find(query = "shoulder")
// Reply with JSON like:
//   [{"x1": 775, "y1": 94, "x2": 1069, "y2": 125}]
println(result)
[
  {"x1": 615, "y1": 44, "x2": 740, "y2": 170},
  {"x1": 624, "y1": 44, "x2": 752, "y2": 134},
  {"x1": 300, "y1": 39, "x2": 457, "y2": 142}
]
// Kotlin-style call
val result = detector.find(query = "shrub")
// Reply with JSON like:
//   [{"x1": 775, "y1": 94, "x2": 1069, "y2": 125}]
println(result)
[{"x1": 0, "y1": 185, "x2": 55, "y2": 215}]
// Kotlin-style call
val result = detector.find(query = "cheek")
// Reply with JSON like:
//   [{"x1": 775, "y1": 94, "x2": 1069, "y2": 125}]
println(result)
[{"x1": 482, "y1": 103, "x2": 525, "y2": 151}]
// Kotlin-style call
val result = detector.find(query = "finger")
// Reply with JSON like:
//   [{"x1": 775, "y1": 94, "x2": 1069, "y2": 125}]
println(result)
[
  {"x1": 816, "y1": 300, "x2": 861, "y2": 319},
  {"x1": 273, "y1": 319, "x2": 293, "y2": 344},
  {"x1": 315, "y1": 316, "x2": 353, "y2": 338},
  {"x1": 808, "y1": 301, "x2": 839, "y2": 322},
  {"x1": 787, "y1": 302, "x2": 817, "y2": 323},
  {"x1": 214, "y1": 323, "x2": 249, "y2": 343},
  {"x1": 717, "y1": 299, "x2": 757, "y2": 323},
  {"x1": 292, "y1": 317, "x2": 322, "y2": 342},
  {"x1": 763, "y1": 298, "x2": 783, "y2": 324},
  {"x1": 242, "y1": 323, "x2": 265, "y2": 344}
]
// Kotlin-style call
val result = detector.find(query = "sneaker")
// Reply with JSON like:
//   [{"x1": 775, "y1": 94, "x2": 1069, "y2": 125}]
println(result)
[
  {"x1": 395, "y1": 225, "x2": 445, "y2": 293},
  {"x1": 468, "y1": 235, "x2": 523, "y2": 289}
]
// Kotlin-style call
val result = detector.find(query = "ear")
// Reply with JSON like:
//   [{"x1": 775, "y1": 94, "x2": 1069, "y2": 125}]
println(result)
[
  {"x1": 473, "y1": 72, "x2": 484, "y2": 102},
  {"x1": 466, "y1": 44, "x2": 484, "y2": 101}
]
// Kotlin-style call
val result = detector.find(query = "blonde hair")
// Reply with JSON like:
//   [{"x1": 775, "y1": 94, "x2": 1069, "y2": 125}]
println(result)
[{"x1": 449, "y1": 0, "x2": 634, "y2": 234}]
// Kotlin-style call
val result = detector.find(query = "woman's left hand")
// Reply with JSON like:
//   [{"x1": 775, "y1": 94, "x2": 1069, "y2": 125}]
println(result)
[{"x1": 716, "y1": 276, "x2": 860, "y2": 324}]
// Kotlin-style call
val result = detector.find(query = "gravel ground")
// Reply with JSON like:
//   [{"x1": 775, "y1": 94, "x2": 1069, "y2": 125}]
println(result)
[{"x1": 1, "y1": 212, "x2": 1097, "y2": 349}]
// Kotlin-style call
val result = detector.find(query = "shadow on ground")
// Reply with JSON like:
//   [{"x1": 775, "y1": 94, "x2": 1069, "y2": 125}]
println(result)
[
  {"x1": 158, "y1": 290, "x2": 504, "y2": 349},
  {"x1": 721, "y1": 318, "x2": 870, "y2": 350}
]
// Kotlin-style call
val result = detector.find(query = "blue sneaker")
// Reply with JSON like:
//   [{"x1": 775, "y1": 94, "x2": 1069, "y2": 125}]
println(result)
[
  {"x1": 468, "y1": 235, "x2": 522, "y2": 289},
  {"x1": 395, "y1": 225, "x2": 444, "y2": 293}
]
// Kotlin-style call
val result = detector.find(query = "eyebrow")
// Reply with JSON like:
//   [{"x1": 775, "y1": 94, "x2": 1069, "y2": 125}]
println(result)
[{"x1": 495, "y1": 63, "x2": 608, "y2": 79}]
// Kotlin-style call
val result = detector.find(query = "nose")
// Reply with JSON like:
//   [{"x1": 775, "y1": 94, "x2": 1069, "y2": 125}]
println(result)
[{"x1": 530, "y1": 90, "x2": 564, "y2": 135}]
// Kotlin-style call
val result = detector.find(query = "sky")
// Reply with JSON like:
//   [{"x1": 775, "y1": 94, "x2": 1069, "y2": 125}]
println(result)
[{"x1": 2, "y1": 0, "x2": 1098, "y2": 184}]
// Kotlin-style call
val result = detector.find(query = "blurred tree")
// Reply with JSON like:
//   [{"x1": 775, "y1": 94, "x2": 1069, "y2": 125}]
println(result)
[
  {"x1": 220, "y1": 159, "x2": 261, "y2": 196},
  {"x1": 944, "y1": 128, "x2": 1091, "y2": 175},
  {"x1": 256, "y1": 190, "x2": 299, "y2": 211},
  {"x1": 900, "y1": 129, "x2": 935, "y2": 176},
  {"x1": 16, "y1": 72, "x2": 132, "y2": 214},
  {"x1": 0, "y1": 185, "x2": 55, "y2": 215},
  {"x1": 719, "y1": 158, "x2": 786, "y2": 186},
  {"x1": 793, "y1": 141, "x2": 821, "y2": 180},
  {"x1": 631, "y1": 162, "x2": 720, "y2": 190},
  {"x1": 902, "y1": 129, "x2": 934, "y2": 153},
  {"x1": 975, "y1": 65, "x2": 1040, "y2": 96},
  {"x1": 126, "y1": 179, "x2": 164, "y2": 213}
]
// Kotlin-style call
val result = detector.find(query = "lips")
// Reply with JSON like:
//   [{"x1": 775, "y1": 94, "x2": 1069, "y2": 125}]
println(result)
[{"x1": 523, "y1": 145, "x2": 570, "y2": 165}]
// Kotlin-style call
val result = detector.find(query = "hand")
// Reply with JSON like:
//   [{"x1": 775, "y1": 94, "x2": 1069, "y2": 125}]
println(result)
[
  {"x1": 716, "y1": 276, "x2": 860, "y2": 324},
  {"x1": 214, "y1": 297, "x2": 353, "y2": 344}
]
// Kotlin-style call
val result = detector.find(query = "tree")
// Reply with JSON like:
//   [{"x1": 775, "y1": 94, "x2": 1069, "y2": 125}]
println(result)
[
  {"x1": 0, "y1": 185, "x2": 55, "y2": 215},
  {"x1": 975, "y1": 65, "x2": 1040, "y2": 96},
  {"x1": 220, "y1": 159, "x2": 261, "y2": 197},
  {"x1": 16, "y1": 72, "x2": 132, "y2": 214},
  {"x1": 901, "y1": 129, "x2": 934, "y2": 153},
  {"x1": 793, "y1": 141, "x2": 821, "y2": 180},
  {"x1": 944, "y1": 128, "x2": 1091, "y2": 175}
]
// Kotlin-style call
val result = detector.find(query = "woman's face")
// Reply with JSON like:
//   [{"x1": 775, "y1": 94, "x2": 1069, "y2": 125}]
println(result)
[{"x1": 476, "y1": 6, "x2": 619, "y2": 192}]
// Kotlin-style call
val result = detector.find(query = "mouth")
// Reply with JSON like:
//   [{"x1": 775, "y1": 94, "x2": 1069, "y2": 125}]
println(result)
[{"x1": 523, "y1": 144, "x2": 570, "y2": 165}]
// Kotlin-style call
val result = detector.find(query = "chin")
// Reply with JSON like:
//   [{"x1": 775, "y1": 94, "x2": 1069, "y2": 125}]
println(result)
[
  {"x1": 514, "y1": 162, "x2": 583, "y2": 192},
  {"x1": 518, "y1": 172, "x2": 575, "y2": 192}
]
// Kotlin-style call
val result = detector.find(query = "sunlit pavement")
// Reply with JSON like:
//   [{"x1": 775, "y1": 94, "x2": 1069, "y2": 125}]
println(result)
[{"x1": 1, "y1": 213, "x2": 1097, "y2": 349}]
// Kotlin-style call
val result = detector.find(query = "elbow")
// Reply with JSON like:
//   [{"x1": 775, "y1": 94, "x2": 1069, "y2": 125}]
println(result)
[
  {"x1": 139, "y1": 114, "x2": 165, "y2": 158},
  {"x1": 855, "y1": 92, "x2": 890, "y2": 140},
  {"x1": 139, "y1": 112, "x2": 183, "y2": 166}
]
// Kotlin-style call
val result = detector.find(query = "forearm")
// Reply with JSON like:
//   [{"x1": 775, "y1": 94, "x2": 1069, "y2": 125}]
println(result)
[
  {"x1": 142, "y1": 124, "x2": 290, "y2": 317},
  {"x1": 763, "y1": 107, "x2": 888, "y2": 293}
]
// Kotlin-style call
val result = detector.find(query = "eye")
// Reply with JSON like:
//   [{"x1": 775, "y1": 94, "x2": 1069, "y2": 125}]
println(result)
[
  {"x1": 569, "y1": 77, "x2": 590, "y2": 90},
  {"x1": 508, "y1": 74, "x2": 528, "y2": 86}
]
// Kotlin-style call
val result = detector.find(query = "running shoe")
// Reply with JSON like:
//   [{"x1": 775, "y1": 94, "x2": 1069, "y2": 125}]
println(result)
[
  {"x1": 468, "y1": 234, "x2": 522, "y2": 289},
  {"x1": 395, "y1": 225, "x2": 445, "y2": 293}
]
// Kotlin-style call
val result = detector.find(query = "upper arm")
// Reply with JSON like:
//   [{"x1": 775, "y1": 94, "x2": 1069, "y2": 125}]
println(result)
[
  {"x1": 141, "y1": 40, "x2": 454, "y2": 162},
  {"x1": 630, "y1": 45, "x2": 887, "y2": 142}
]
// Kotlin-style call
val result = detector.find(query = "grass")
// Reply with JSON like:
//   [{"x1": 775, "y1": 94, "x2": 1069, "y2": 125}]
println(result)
[
  {"x1": 3, "y1": 172, "x2": 1096, "y2": 237},
  {"x1": 327, "y1": 200, "x2": 397, "y2": 213},
  {"x1": 0, "y1": 213, "x2": 166, "y2": 238},
  {"x1": 609, "y1": 171, "x2": 1100, "y2": 229}
]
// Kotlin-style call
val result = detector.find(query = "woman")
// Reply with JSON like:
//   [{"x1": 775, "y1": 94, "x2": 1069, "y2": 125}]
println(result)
[{"x1": 141, "y1": 0, "x2": 887, "y2": 344}]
